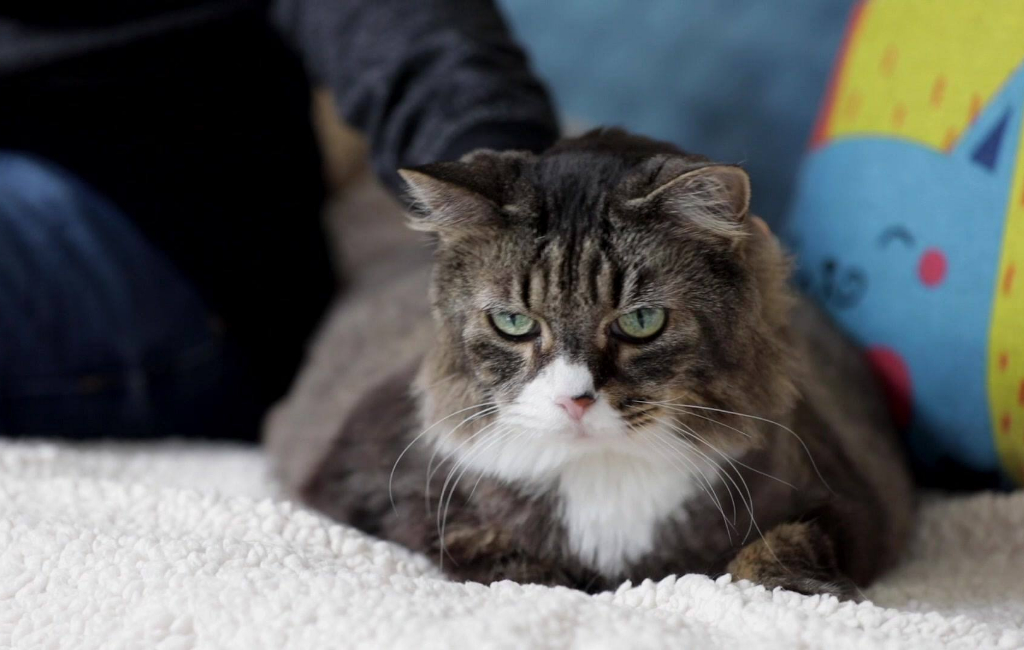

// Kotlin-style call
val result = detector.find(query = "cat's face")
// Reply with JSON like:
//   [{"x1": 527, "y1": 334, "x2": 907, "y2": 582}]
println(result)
[{"x1": 405, "y1": 133, "x2": 796, "y2": 483}]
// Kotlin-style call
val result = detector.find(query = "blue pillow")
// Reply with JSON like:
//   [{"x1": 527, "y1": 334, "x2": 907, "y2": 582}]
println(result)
[{"x1": 781, "y1": 1, "x2": 1024, "y2": 487}]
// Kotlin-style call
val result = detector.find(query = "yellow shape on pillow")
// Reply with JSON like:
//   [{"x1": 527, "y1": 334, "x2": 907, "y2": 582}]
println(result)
[
  {"x1": 990, "y1": 128, "x2": 1024, "y2": 484},
  {"x1": 819, "y1": 0, "x2": 1024, "y2": 151}
]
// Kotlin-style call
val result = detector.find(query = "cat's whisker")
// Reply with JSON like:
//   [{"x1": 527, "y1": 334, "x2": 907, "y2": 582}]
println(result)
[
  {"x1": 437, "y1": 426, "x2": 519, "y2": 568},
  {"x1": 635, "y1": 425, "x2": 735, "y2": 540},
  {"x1": 390, "y1": 400, "x2": 501, "y2": 513},
  {"x1": 649, "y1": 403, "x2": 752, "y2": 439},
  {"x1": 659, "y1": 411, "x2": 770, "y2": 540},
  {"x1": 459, "y1": 428, "x2": 530, "y2": 511},
  {"x1": 427, "y1": 415, "x2": 505, "y2": 488},
  {"x1": 640, "y1": 400, "x2": 834, "y2": 494},
  {"x1": 675, "y1": 421, "x2": 759, "y2": 542},
  {"x1": 454, "y1": 429, "x2": 548, "y2": 569},
  {"x1": 423, "y1": 405, "x2": 503, "y2": 510},
  {"x1": 653, "y1": 416, "x2": 754, "y2": 532},
  {"x1": 465, "y1": 427, "x2": 537, "y2": 504},
  {"x1": 655, "y1": 416, "x2": 782, "y2": 561},
  {"x1": 436, "y1": 425, "x2": 509, "y2": 566},
  {"x1": 425, "y1": 414, "x2": 501, "y2": 516},
  {"x1": 648, "y1": 423, "x2": 739, "y2": 526},
  {"x1": 636, "y1": 425, "x2": 711, "y2": 495},
  {"x1": 439, "y1": 424, "x2": 515, "y2": 527},
  {"x1": 690, "y1": 419, "x2": 801, "y2": 492},
  {"x1": 429, "y1": 419, "x2": 507, "y2": 529},
  {"x1": 652, "y1": 405, "x2": 798, "y2": 490},
  {"x1": 493, "y1": 407, "x2": 547, "y2": 429},
  {"x1": 466, "y1": 437, "x2": 512, "y2": 505},
  {"x1": 424, "y1": 410, "x2": 503, "y2": 511},
  {"x1": 636, "y1": 423, "x2": 730, "y2": 520}
]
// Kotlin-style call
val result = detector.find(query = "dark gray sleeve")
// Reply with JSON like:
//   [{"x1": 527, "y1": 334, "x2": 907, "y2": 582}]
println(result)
[{"x1": 271, "y1": 0, "x2": 559, "y2": 193}]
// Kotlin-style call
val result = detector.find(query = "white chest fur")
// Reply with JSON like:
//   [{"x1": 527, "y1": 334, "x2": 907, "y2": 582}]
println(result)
[
  {"x1": 555, "y1": 453, "x2": 699, "y2": 576},
  {"x1": 439, "y1": 355, "x2": 706, "y2": 577}
]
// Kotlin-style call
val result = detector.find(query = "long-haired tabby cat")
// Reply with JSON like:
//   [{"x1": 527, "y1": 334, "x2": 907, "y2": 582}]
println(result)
[{"x1": 295, "y1": 129, "x2": 914, "y2": 597}]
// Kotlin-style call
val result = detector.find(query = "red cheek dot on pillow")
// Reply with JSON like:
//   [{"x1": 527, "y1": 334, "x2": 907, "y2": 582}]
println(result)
[
  {"x1": 866, "y1": 345, "x2": 912, "y2": 431},
  {"x1": 918, "y1": 248, "x2": 947, "y2": 287}
]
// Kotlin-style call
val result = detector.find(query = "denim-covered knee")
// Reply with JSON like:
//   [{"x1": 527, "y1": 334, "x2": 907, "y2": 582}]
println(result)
[
  {"x1": 0, "y1": 154, "x2": 143, "y2": 385},
  {"x1": 0, "y1": 152, "x2": 236, "y2": 437},
  {"x1": 0, "y1": 152, "x2": 89, "y2": 212}
]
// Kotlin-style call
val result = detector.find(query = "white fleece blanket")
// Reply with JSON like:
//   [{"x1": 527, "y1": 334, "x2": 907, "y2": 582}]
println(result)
[{"x1": 1, "y1": 441, "x2": 1022, "y2": 649}]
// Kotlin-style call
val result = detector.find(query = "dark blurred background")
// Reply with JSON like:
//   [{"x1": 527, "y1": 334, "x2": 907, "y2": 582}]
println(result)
[{"x1": 0, "y1": 0, "x2": 857, "y2": 442}]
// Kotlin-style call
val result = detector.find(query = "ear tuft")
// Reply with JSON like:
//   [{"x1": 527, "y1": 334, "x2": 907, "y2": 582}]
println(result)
[
  {"x1": 399, "y1": 164, "x2": 502, "y2": 239},
  {"x1": 399, "y1": 150, "x2": 531, "y2": 241},
  {"x1": 631, "y1": 162, "x2": 752, "y2": 241}
]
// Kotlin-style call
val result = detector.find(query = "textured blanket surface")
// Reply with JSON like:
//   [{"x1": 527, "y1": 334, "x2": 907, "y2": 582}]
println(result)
[{"x1": 1, "y1": 440, "x2": 1022, "y2": 649}]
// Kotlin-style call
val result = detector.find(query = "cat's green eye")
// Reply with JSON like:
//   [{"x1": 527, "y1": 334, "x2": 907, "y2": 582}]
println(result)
[
  {"x1": 613, "y1": 308, "x2": 667, "y2": 342},
  {"x1": 490, "y1": 312, "x2": 539, "y2": 339}
]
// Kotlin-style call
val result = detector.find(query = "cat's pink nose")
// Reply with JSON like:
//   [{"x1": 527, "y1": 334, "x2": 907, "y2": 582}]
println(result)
[{"x1": 556, "y1": 394, "x2": 595, "y2": 421}]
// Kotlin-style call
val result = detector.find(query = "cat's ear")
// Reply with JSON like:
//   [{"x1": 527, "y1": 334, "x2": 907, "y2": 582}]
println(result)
[
  {"x1": 629, "y1": 161, "x2": 751, "y2": 241},
  {"x1": 399, "y1": 164, "x2": 503, "y2": 240},
  {"x1": 399, "y1": 150, "x2": 527, "y2": 242}
]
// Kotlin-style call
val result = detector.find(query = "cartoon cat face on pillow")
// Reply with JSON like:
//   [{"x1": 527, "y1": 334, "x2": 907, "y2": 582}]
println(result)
[{"x1": 783, "y1": 62, "x2": 1024, "y2": 485}]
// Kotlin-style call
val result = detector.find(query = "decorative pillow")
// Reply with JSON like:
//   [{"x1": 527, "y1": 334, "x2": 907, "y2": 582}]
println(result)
[{"x1": 783, "y1": 0, "x2": 1024, "y2": 486}]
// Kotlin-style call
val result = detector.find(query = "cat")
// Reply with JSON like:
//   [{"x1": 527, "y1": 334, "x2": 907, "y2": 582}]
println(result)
[{"x1": 294, "y1": 128, "x2": 914, "y2": 597}]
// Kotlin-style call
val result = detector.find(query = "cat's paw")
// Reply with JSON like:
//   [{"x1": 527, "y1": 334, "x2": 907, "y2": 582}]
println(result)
[
  {"x1": 727, "y1": 521, "x2": 859, "y2": 600},
  {"x1": 440, "y1": 523, "x2": 514, "y2": 564},
  {"x1": 750, "y1": 573, "x2": 859, "y2": 600},
  {"x1": 439, "y1": 525, "x2": 596, "y2": 590}
]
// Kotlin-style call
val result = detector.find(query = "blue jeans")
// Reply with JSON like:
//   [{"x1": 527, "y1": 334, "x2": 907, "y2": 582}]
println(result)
[{"x1": 0, "y1": 153, "x2": 263, "y2": 438}]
